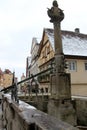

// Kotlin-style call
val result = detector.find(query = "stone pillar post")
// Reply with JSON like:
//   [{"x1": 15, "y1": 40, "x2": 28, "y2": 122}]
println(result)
[{"x1": 47, "y1": 0, "x2": 76, "y2": 126}]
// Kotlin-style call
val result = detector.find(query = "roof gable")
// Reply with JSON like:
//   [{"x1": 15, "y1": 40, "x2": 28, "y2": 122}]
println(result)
[
  {"x1": 31, "y1": 37, "x2": 40, "y2": 54},
  {"x1": 45, "y1": 28, "x2": 87, "y2": 57},
  {"x1": 38, "y1": 28, "x2": 49, "y2": 56}
]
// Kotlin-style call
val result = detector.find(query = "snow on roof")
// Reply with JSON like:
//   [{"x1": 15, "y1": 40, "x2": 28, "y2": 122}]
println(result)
[
  {"x1": 31, "y1": 37, "x2": 40, "y2": 54},
  {"x1": 45, "y1": 29, "x2": 54, "y2": 50},
  {"x1": 45, "y1": 28, "x2": 87, "y2": 57}
]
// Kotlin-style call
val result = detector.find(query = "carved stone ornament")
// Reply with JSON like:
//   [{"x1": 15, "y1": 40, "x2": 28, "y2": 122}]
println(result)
[{"x1": 47, "y1": 0, "x2": 64, "y2": 23}]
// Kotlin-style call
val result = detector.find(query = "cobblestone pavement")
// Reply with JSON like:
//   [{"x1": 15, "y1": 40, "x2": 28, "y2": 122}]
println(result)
[{"x1": 0, "y1": 104, "x2": 2, "y2": 130}]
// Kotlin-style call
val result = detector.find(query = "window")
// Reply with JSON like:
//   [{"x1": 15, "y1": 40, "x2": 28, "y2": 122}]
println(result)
[
  {"x1": 69, "y1": 61, "x2": 77, "y2": 71},
  {"x1": 85, "y1": 62, "x2": 87, "y2": 70},
  {"x1": 42, "y1": 50, "x2": 46, "y2": 58},
  {"x1": 47, "y1": 46, "x2": 50, "y2": 54},
  {"x1": 45, "y1": 88, "x2": 48, "y2": 93}
]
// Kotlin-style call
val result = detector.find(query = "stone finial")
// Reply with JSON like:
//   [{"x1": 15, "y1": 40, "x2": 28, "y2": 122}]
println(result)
[{"x1": 47, "y1": 0, "x2": 64, "y2": 23}]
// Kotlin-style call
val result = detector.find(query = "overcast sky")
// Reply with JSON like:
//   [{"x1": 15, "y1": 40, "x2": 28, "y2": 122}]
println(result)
[{"x1": 0, "y1": 0, "x2": 87, "y2": 81}]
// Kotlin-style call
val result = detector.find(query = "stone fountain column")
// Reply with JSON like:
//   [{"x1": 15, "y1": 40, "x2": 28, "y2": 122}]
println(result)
[{"x1": 47, "y1": 0, "x2": 76, "y2": 126}]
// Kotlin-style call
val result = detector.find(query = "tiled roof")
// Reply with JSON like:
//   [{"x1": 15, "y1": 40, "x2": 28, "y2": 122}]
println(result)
[
  {"x1": 45, "y1": 28, "x2": 87, "y2": 57},
  {"x1": 4, "y1": 69, "x2": 12, "y2": 74}
]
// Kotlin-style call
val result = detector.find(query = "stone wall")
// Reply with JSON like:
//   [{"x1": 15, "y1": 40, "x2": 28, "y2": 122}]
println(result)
[
  {"x1": 2, "y1": 94, "x2": 79, "y2": 130},
  {"x1": 19, "y1": 94, "x2": 49, "y2": 112},
  {"x1": 75, "y1": 98, "x2": 87, "y2": 126}
]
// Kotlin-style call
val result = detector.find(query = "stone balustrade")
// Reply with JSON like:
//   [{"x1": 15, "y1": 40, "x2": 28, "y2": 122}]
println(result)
[{"x1": 2, "y1": 94, "x2": 79, "y2": 130}]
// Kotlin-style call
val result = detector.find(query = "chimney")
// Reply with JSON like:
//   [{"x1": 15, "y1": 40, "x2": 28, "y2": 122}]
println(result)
[{"x1": 75, "y1": 28, "x2": 80, "y2": 34}]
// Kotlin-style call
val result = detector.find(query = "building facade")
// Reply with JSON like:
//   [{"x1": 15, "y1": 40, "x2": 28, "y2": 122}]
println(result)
[
  {"x1": 0, "y1": 69, "x2": 13, "y2": 89},
  {"x1": 26, "y1": 37, "x2": 40, "y2": 92},
  {"x1": 26, "y1": 56, "x2": 31, "y2": 78},
  {"x1": 27, "y1": 28, "x2": 87, "y2": 96},
  {"x1": 26, "y1": 37, "x2": 40, "y2": 78},
  {"x1": 29, "y1": 37, "x2": 40, "y2": 76},
  {"x1": 38, "y1": 28, "x2": 87, "y2": 96}
]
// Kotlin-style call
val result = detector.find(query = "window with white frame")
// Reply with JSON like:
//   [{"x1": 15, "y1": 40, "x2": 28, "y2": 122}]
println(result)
[
  {"x1": 69, "y1": 61, "x2": 77, "y2": 71},
  {"x1": 84, "y1": 62, "x2": 87, "y2": 70}
]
